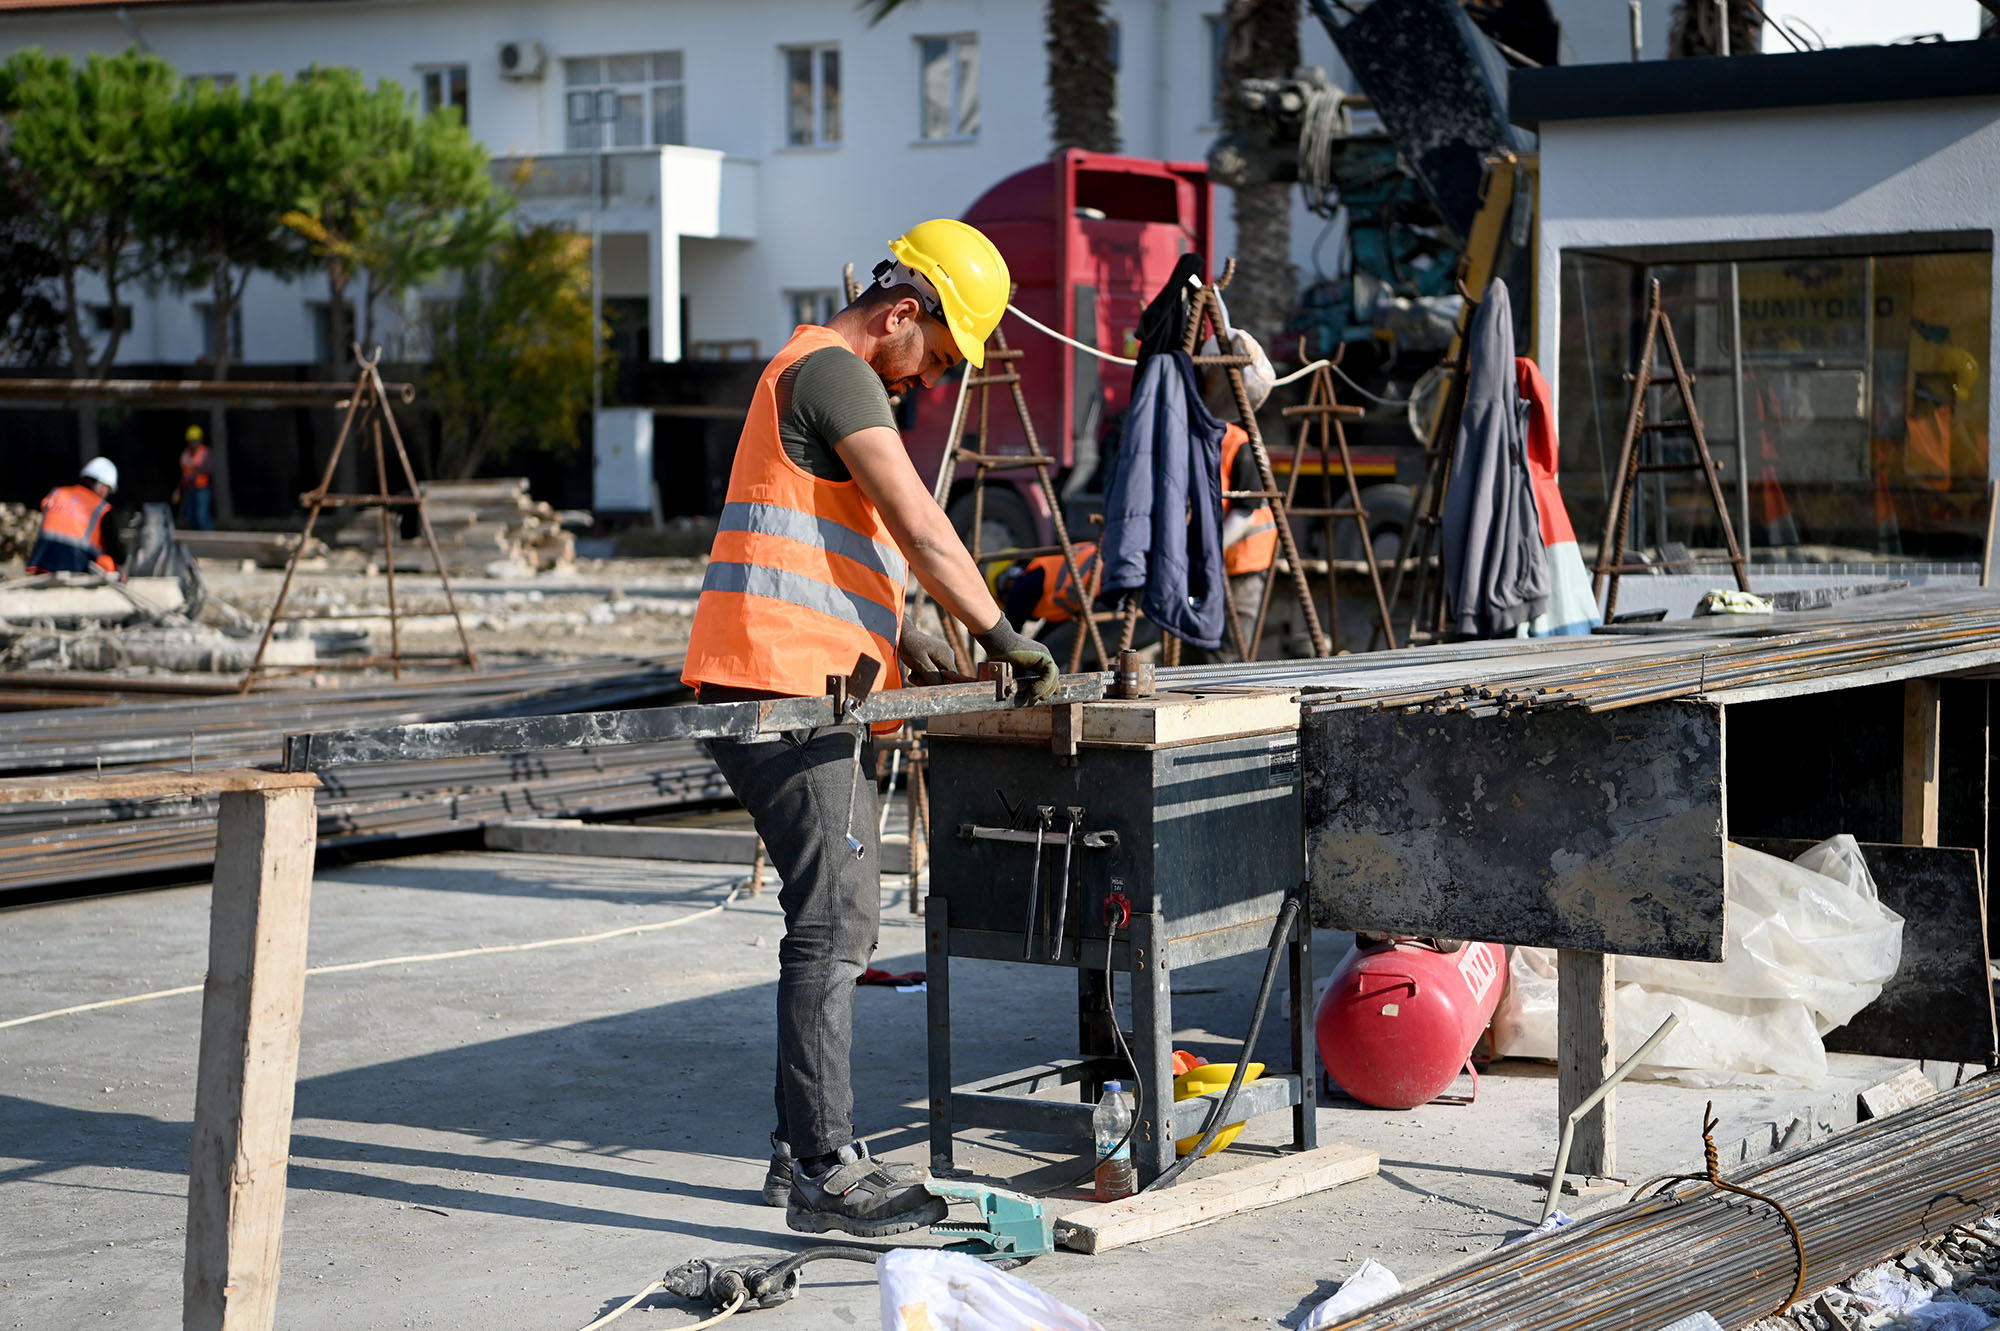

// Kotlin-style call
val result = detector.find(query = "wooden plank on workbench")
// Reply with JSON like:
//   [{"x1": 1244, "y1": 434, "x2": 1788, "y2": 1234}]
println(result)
[
  {"x1": 1301, "y1": 701, "x2": 1727, "y2": 961},
  {"x1": 0, "y1": 769, "x2": 319, "y2": 806},
  {"x1": 926, "y1": 689, "x2": 1299, "y2": 749},
  {"x1": 1052, "y1": 1143, "x2": 1378, "y2": 1255}
]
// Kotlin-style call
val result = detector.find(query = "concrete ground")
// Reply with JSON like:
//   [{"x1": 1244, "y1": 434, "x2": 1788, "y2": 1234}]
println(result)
[{"x1": 0, "y1": 849, "x2": 1924, "y2": 1331}]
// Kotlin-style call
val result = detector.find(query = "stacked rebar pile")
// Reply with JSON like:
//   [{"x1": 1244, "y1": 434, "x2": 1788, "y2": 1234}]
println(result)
[
  {"x1": 0, "y1": 657, "x2": 726, "y2": 896},
  {"x1": 1327, "y1": 1074, "x2": 2000, "y2": 1331},
  {"x1": 1163, "y1": 588, "x2": 2000, "y2": 717}
]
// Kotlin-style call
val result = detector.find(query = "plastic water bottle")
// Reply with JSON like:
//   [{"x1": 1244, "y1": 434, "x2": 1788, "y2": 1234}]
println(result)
[{"x1": 1093, "y1": 1080, "x2": 1136, "y2": 1201}]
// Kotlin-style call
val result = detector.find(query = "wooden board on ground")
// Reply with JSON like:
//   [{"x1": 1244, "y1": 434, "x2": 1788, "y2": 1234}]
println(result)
[
  {"x1": 926, "y1": 688, "x2": 1298, "y2": 750},
  {"x1": 1052, "y1": 1143, "x2": 1377, "y2": 1255},
  {"x1": 1301, "y1": 700, "x2": 1727, "y2": 961},
  {"x1": 1737, "y1": 838, "x2": 1994, "y2": 1064}
]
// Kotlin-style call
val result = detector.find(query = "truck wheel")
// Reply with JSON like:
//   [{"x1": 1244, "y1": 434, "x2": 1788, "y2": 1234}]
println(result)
[
  {"x1": 1330, "y1": 484, "x2": 1415, "y2": 564},
  {"x1": 948, "y1": 486, "x2": 1039, "y2": 561}
]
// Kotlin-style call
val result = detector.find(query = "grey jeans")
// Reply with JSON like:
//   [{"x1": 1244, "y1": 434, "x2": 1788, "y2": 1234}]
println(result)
[{"x1": 704, "y1": 725, "x2": 880, "y2": 1159}]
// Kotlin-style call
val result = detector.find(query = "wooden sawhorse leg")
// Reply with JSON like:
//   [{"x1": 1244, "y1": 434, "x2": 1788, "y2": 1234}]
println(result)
[{"x1": 183, "y1": 786, "x2": 318, "y2": 1331}]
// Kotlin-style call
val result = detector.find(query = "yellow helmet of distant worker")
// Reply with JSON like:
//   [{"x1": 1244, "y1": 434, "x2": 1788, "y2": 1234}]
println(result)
[
  {"x1": 185, "y1": 424, "x2": 204, "y2": 443},
  {"x1": 885, "y1": 218, "x2": 1010, "y2": 370}
]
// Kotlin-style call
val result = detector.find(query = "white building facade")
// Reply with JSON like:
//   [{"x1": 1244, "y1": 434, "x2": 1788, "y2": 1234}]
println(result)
[{"x1": 1, "y1": 0, "x2": 1661, "y2": 370}]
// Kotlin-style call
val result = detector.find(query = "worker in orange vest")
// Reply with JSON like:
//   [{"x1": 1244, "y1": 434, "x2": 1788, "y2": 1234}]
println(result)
[
  {"x1": 176, "y1": 424, "x2": 214, "y2": 530},
  {"x1": 26, "y1": 457, "x2": 120, "y2": 576},
  {"x1": 682, "y1": 219, "x2": 1058, "y2": 1239},
  {"x1": 988, "y1": 541, "x2": 1100, "y2": 630},
  {"x1": 1205, "y1": 329, "x2": 1277, "y2": 656}
]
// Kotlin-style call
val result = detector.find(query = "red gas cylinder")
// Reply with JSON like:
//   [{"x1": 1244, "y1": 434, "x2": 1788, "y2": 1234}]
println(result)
[{"x1": 1315, "y1": 939, "x2": 1506, "y2": 1109}]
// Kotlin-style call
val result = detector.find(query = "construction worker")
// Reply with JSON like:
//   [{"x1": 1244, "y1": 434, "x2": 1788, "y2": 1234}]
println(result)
[
  {"x1": 26, "y1": 457, "x2": 120, "y2": 576},
  {"x1": 1207, "y1": 330, "x2": 1278, "y2": 657},
  {"x1": 176, "y1": 425, "x2": 214, "y2": 531},
  {"x1": 681, "y1": 219, "x2": 1059, "y2": 1239},
  {"x1": 989, "y1": 541, "x2": 1099, "y2": 630}
]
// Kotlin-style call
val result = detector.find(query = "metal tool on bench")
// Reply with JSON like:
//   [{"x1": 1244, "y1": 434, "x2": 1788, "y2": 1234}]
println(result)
[
  {"x1": 827, "y1": 656, "x2": 883, "y2": 860},
  {"x1": 1051, "y1": 806, "x2": 1082, "y2": 956},
  {"x1": 1022, "y1": 805, "x2": 1052, "y2": 958}
]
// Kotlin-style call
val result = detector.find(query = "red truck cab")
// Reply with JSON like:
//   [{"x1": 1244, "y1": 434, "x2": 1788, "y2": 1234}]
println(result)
[{"x1": 902, "y1": 149, "x2": 1213, "y2": 555}]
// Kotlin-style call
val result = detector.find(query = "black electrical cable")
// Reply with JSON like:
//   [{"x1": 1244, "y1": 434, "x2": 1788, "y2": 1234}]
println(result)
[{"x1": 1146, "y1": 896, "x2": 1302, "y2": 1192}]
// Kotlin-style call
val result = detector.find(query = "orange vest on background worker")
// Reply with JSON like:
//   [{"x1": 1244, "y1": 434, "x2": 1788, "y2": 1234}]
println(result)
[
  {"x1": 1219, "y1": 423, "x2": 1277, "y2": 576},
  {"x1": 1026, "y1": 542, "x2": 1099, "y2": 624},
  {"x1": 179, "y1": 440, "x2": 212, "y2": 491},
  {"x1": 683, "y1": 325, "x2": 906, "y2": 729},
  {"x1": 27, "y1": 484, "x2": 116, "y2": 575}
]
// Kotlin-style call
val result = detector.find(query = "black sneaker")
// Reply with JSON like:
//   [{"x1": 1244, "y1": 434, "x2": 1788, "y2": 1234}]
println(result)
[
  {"x1": 786, "y1": 1141, "x2": 946, "y2": 1237},
  {"x1": 762, "y1": 1135, "x2": 923, "y2": 1208}
]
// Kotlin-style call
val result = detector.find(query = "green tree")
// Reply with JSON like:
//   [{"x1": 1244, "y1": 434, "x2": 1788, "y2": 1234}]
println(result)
[
  {"x1": 350, "y1": 104, "x2": 509, "y2": 353},
  {"x1": 0, "y1": 48, "x2": 178, "y2": 459},
  {"x1": 420, "y1": 223, "x2": 601, "y2": 479},
  {"x1": 153, "y1": 72, "x2": 316, "y2": 521}
]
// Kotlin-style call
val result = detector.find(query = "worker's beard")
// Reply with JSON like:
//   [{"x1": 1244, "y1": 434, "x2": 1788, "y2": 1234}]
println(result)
[{"x1": 871, "y1": 320, "x2": 927, "y2": 396}]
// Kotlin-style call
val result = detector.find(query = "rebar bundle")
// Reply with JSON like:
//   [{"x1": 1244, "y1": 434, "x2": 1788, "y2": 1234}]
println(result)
[
  {"x1": 1325, "y1": 1073, "x2": 1999, "y2": 1331},
  {"x1": 0, "y1": 656, "x2": 725, "y2": 896},
  {"x1": 1160, "y1": 588, "x2": 2000, "y2": 718}
]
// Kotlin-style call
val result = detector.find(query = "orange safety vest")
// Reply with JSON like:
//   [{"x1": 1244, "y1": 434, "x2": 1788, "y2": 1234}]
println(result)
[
  {"x1": 27, "y1": 484, "x2": 116, "y2": 575},
  {"x1": 684, "y1": 326, "x2": 906, "y2": 730},
  {"x1": 179, "y1": 442, "x2": 212, "y2": 490},
  {"x1": 1219, "y1": 424, "x2": 1277, "y2": 576},
  {"x1": 1027, "y1": 542, "x2": 1099, "y2": 624}
]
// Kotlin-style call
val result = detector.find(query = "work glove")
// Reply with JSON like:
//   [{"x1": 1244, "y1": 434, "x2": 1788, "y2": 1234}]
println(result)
[
  {"x1": 898, "y1": 625, "x2": 958, "y2": 685},
  {"x1": 975, "y1": 618, "x2": 1061, "y2": 703}
]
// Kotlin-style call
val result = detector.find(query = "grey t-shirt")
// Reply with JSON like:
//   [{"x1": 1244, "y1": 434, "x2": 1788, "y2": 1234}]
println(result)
[{"x1": 775, "y1": 346, "x2": 896, "y2": 481}]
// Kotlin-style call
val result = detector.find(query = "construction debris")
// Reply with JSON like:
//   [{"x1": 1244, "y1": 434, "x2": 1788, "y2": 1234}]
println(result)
[
  {"x1": 177, "y1": 529, "x2": 329, "y2": 568},
  {"x1": 0, "y1": 503, "x2": 35, "y2": 561},
  {"x1": 331, "y1": 477, "x2": 579, "y2": 576}
]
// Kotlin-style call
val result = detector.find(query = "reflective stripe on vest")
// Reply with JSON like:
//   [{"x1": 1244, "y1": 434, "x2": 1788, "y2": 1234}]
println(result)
[
  {"x1": 717, "y1": 500, "x2": 908, "y2": 588},
  {"x1": 34, "y1": 485, "x2": 113, "y2": 568},
  {"x1": 699, "y1": 559, "x2": 902, "y2": 647},
  {"x1": 1029, "y1": 543, "x2": 1098, "y2": 624},
  {"x1": 683, "y1": 325, "x2": 907, "y2": 715}
]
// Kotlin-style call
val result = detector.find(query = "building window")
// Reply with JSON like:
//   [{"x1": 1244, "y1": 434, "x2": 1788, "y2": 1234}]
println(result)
[
  {"x1": 783, "y1": 45, "x2": 841, "y2": 147},
  {"x1": 307, "y1": 301, "x2": 359, "y2": 364},
  {"x1": 785, "y1": 289, "x2": 839, "y2": 328},
  {"x1": 419, "y1": 65, "x2": 469, "y2": 122},
  {"x1": 1206, "y1": 14, "x2": 1228, "y2": 124},
  {"x1": 916, "y1": 34, "x2": 978, "y2": 141},
  {"x1": 1558, "y1": 249, "x2": 1994, "y2": 561},
  {"x1": 193, "y1": 302, "x2": 244, "y2": 361},
  {"x1": 88, "y1": 303, "x2": 132, "y2": 335},
  {"x1": 564, "y1": 52, "x2": 684, "y2": 150}
]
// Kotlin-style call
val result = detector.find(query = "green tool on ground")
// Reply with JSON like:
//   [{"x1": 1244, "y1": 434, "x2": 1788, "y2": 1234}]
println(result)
[{"x1": 926, "y1": 1180, "x2": 1054, "y2": 1260}]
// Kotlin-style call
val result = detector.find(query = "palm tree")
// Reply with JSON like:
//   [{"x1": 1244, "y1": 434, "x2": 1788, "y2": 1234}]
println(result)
[
  {"x1": 862, "y1": 0, "x2": 1120, "y2": 156},
  {"x1": 1216, "y1": 0, "x2": 1300, "y2": 349},
  {"x1": 1669, "y1": 0, "x2": 1761, "y2": 56}
]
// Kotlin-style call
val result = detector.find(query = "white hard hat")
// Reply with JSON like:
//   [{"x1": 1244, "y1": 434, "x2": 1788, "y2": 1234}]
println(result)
[{"x1": 80, "y1": 456, "x2": 119, "y2": 491}]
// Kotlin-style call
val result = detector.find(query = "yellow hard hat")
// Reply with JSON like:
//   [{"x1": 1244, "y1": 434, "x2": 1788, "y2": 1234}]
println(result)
[
  {"x1": 983, "y1": 559, "x2": 1014, "y2": 599},
  {"x1": 887, "y1": 218, "x2": 1010, "y2": 370},
  {"x1": 185, "y1": 424, "x2": 204, "y2": 443}
]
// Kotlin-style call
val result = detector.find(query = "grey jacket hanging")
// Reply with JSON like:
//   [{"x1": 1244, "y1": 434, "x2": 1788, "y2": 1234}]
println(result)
[{"x1": 1441, "y1": 279, "x2": 1550, "y2": 638}]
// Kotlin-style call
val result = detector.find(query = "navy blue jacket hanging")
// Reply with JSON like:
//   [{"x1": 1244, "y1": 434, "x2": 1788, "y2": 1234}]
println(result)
[{"x1": 1099, "y1": 350, "x2": 1228, "y2": 650}]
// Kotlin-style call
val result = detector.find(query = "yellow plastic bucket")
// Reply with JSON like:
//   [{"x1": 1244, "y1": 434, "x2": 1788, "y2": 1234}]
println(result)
[{"x1": 1171, "y1": 1061, "x2": 1264, "y2": 1157}]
